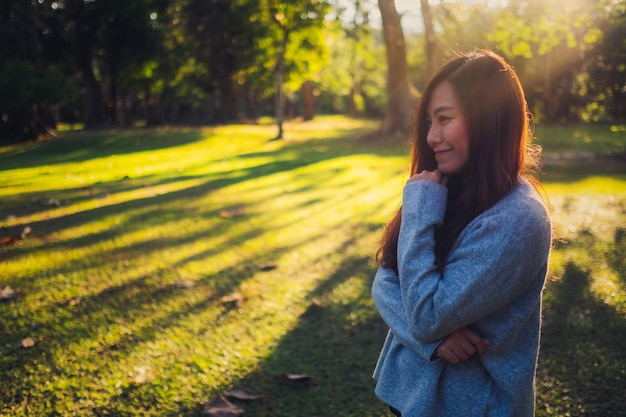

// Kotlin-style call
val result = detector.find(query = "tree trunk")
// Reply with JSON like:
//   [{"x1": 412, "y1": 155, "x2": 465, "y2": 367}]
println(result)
[
  {"x1": 219, "y1": 74, "x2": 238, "y2": 122},
  {"x1": 67, "y1": 0, "x2": 104, "y2": 129},
  {"x1": 272, "y1": 30, "x2": 289, "y2": 140},
  {"x1": 378, "y1": 0, "x2": 415, "y2": 136},
  {"x1": 301, "y1": 80, "x2": 315, "y2": 121},
  {"x1": 420, "y1": 0, "x2": 436, "y2": 80}
]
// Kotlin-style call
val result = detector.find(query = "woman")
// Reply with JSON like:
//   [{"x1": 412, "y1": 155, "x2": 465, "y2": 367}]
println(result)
[{"x1": 371, "y1": 50, "x2": 552, "y2": 417}]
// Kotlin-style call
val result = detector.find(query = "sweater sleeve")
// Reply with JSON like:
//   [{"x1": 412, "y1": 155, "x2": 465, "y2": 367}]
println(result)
[
  {"x1": 398, "y1": 181, "x2": 551, "y2": 343},
  {"x1": 372, "y1": 266, "x2": 442, "y2": 361}
]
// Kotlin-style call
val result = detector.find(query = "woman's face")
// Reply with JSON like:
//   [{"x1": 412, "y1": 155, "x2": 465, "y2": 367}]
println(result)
[{"x1": 426, "y1": 81, "x2": 470, "y2": 176}]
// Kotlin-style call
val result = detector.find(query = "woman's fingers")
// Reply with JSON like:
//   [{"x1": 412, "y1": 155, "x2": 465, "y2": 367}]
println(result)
[
  {"x1": 436, "y1": 327, "x2": 491, "y2": 364},
  {"x1": 463, "y1": 328, "x2": 491, "y2": 359},
  {"x1": 406, "y1": 169, "x2": 446, "y2": 185}
]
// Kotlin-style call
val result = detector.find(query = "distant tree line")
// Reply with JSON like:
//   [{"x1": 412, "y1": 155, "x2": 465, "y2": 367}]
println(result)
[{"x1": 1, "y1": 0, "x2": 624, "y2": 143}]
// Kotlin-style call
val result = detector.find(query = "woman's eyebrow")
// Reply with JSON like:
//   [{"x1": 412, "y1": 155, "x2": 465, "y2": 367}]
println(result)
[
  {"x1": 428, "y1": 105, "x2": 455, "y2": 117},
  {"x1": 432, "y1": 105, "x2": 454, "y2": 114}
]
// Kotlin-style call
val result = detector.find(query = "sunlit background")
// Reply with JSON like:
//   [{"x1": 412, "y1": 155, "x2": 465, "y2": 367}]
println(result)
[{"x1": 1, "y1": 0, "x2": 624, "y2": 416}]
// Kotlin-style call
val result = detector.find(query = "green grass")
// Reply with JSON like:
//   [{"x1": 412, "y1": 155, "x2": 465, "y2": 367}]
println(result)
[
  {"x1": 535, "y1": 122, "x2": 626, "y2": 153},
  {"x1": 1, "y1": 116, "x2": 624, "y2": 416}
]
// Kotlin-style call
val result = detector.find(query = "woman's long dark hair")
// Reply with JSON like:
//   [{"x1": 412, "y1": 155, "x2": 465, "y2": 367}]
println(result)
[{"x1": 377, "y1": 49, "x2": 540, "y2": 272}]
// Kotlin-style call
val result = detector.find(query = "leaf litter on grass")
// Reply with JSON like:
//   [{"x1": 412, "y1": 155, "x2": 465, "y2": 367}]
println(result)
[
  {"x1": 0, "y1": 285, "x2": 21, "y2": 301},
  {"x1": 202, "y1": 396, "x2": 245, "y2": 417}
]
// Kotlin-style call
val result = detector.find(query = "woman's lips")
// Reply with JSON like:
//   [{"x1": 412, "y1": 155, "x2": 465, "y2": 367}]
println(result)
[{"x1": 434, "y1": 148, "x2": 452, "y2": 156}]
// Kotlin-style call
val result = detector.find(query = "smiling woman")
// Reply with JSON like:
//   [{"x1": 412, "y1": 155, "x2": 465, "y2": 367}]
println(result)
[{"x1": 372, "y1": 50, "x2": 552, "y2": 417}]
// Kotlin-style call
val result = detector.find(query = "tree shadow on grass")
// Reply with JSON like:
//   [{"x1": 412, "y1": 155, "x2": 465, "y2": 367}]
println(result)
[
  {"x1": 610, "y1": 228, "x2": 626, "y2": 285},
  {"x1": 538, "y1": 261, "x2": 626, "y2": 417},
  {"x1": 0, "y1": 127, "x2": 400, "y2": 415},
  {"x1": 1, "y1": 225, "x2": 390, "y2": 417},
  {"x1": 192, "y1": 252, "x2": 391, "y2": 417},
  {"x1": 0, "y1": 128, "x2": 210, "y2": 171}
]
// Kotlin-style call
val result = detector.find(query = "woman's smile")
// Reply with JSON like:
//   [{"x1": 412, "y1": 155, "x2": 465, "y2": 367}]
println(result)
[{"x1": 426, "y1": 81, "x2": 470, "y2": 176}]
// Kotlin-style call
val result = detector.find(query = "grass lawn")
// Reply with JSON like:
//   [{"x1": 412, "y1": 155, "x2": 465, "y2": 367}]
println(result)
[{"x1": 1, "y1": 116, "x2": 624, "y2": 416}]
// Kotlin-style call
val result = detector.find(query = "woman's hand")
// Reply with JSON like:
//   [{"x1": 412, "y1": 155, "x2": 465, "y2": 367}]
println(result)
[
  {"x1": 406, "y1": 169, "x2": 448, "y2": 186},
  {"x1": 435, "y1": 327, "x2": 490, "y2": 364}
]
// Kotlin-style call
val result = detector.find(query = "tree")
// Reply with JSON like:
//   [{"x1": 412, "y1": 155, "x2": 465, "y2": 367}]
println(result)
[
  {"x1": 420, "y1": 0, "x2": 435, "y2": 80},
  {"x1": 487, "y1": 0, "x2": 606, "y2": 122},
  {"x1": 579, "y1": 0, "x2": 626, "y2": 121},
  {"x1": 339, "y1": 0, "x2": 375, "y2": 117},
  {"x1": 263, "y1": 0, "x2": 330, "y2": 139},
  {"x1": 0, "y1": 0, "x2": 72, "y2": 142},
  {"x1": 64, "y1": 0, "x2": 106, "y2": 128},
  {"x1": 100, "y1": 0, "x2": 163, "y2": 126},
  {"x1": 378, "y1": 0, "x2": 415, "y2": 135}
]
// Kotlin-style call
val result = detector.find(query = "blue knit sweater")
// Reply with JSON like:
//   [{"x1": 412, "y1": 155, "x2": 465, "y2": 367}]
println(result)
[{"x1": 372, "y1": 179, "x2": 551, "y2": 417}]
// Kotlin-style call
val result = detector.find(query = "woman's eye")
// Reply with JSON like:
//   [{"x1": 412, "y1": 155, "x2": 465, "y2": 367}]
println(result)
[{"x1": 438, "y1": 116, "x2": 450, "y2": 123}]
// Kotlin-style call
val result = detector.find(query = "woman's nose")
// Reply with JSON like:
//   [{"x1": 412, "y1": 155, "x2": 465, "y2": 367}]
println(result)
[{"x1": 427, "y1": 125, "x2": 441, "y2": 147}]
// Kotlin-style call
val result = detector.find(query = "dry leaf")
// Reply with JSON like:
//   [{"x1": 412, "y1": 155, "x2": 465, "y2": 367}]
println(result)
[
  {"x1": 311, "y1": 297, "x2": 323, "y2": 308},
  {"x1": 128, "y1": 366, "x2": 155, "y2": 384},
  {"x1": 2, "y1": 236, "x2": 17, "y2": 245},
  {"x1": 21, "y1": 226, "x2": 32, "y2": 239},
  {"x1": 0, "y1": 285, "x2": 21, "y2": 301},
  {"x1": 258, "y1": 262, "x2": 277, "y2": 271},
  {"x1": 174, "y1": 280, "x2": 197, "y2": 288},
  {"x1": 220, "y1": 292, "x2": 244, "y2": 308},
  {"x1": 219, "y1": 208, "x2": 245, "y2": 219},
  {"x1": 224, "y1": 386, "x2": 264, "y2": 401},
  {"x1": 21, "y1": 337, "x2": 36, "y2": 348},
  {"x1": 283, "y1": 374, "x2": 312, "y2": 386},
  {"x1": 59, "y1": 296, "x2": 81, "y2": 306},
  {"x1": 299, "y1": 298, "x2": 325, "y2": 321},
  {"x1": 202, "y1": 396, "x2": 245, "y2": 417}
]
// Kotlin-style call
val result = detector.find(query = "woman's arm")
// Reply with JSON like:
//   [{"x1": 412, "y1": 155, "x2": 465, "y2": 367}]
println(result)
[
  {"x1": 397, "y1": 181, "x2": 551, "y2": 343},
  {"x1": 373, "y1": 266, "x2": 489, "y2": 362},
  {"x1": 372, "y1": 266, "x2": 442, "y2": 361}
]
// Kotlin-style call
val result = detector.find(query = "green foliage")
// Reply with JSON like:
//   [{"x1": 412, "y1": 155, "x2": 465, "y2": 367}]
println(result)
[
  {"x1": 0, "y1": 59, "x2": 76, "y2": 140},
  {"x1": 2, "y1": 0, "x2": 626, "y2": 140},
  {"x1": 0, "y1": 60, "x2": 38, "y2": 108},
  {"x1": 0, "y1": 62, "x2": 73, "y2": 112},
  {"x1": 409, "y1": 0, "x2": 626, "y2": 123},
  {"x1": 318, "y1": 4, "x2": 387, "y2": 116}
]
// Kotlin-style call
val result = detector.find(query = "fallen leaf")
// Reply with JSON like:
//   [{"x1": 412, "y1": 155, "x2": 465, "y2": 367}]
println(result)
[
  {"x1": 21, "y1": 226, "x2": 32, "y2": 239},
  {"x1": 174, "y1": 280, "x2": 197, "y2": 288},
  {"x1": 220, "y1": 292, "x2": 244, "y2": 308},
  {"x1": 0, "y1": 285, "x2": 21, "y2": 301},
  {"x1": 128, "y1": 366, "x2": 155, "y2": 384},
  {"x1": 258, "y1": 262, "x2": 277, "y2": 271},
  {"x1": 59, "y1": 296, "x2": 81, "y2": 306},
  {"x1": 2, "y1": 236, "x2": 17, "y2": 245},
  {"x1": 21, "y1": 337, "x2": 36, "y2": 348},
  {"x1": 224, "y1": 386, "x2": 264, "y2": 401},
  {"x1": 202, "y1": 396, "x2": 244, "y2": 417},
  {"x1": 299, "y1": 298, "x2": 325, "y2": 321},
  {"x1": 311, "y1": 297, "x2": 323, "y2": 308},
  {"x1": 219, "y1": 208, "x2": 245, "y2": 219},
  {"x1": 283, "y1": 374, "x2": 312, "y2": 386}
]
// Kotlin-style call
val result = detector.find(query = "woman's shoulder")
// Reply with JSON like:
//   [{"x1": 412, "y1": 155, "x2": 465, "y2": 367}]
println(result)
[
  {"x1": 470, "y1": 178, "x2": 551, "y2": 238},
  {"x1": 501, "y1": 177, "x2": 549, "y2": 219}
]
